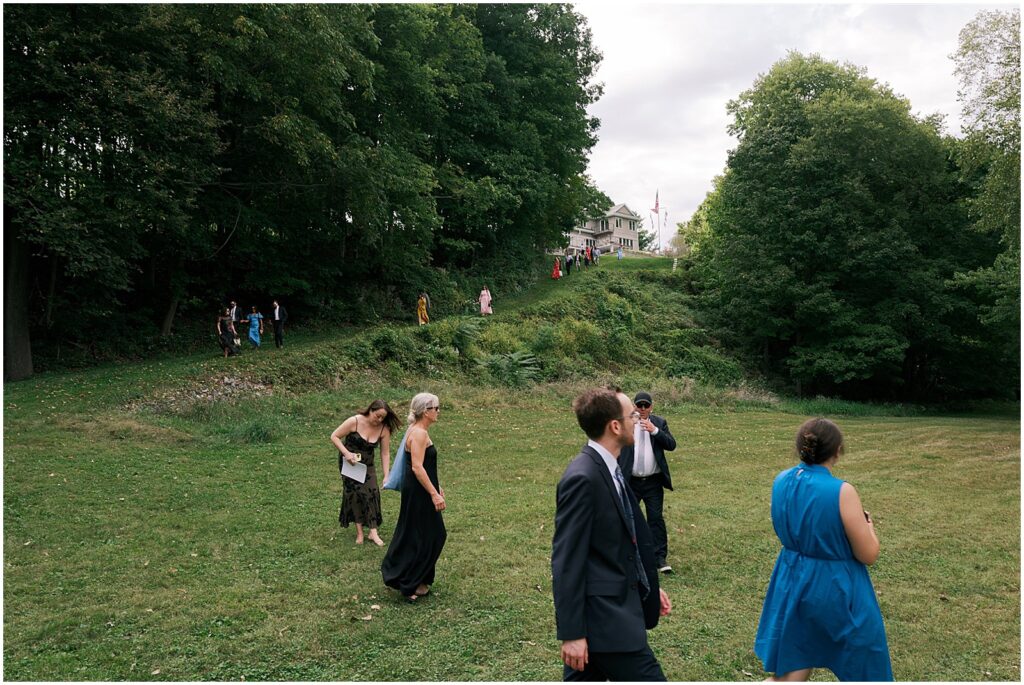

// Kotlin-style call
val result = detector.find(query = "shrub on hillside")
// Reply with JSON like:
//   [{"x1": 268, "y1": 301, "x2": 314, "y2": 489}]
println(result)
[
  {"x1": 476, "y1": 322, "x2": 524, "y2": 355},
  {"x1": 554, "y1": 319, "x2": 606, "y2": 363},
  {"x1": 476, "y1": 350, "x2": 541, "y2": 387},
  {"x1": 366, "y1": 327, "x2": 427, "y2": 370},
  {"x1": 665, "y1": 345, "x2": 744, "y2": 385}
]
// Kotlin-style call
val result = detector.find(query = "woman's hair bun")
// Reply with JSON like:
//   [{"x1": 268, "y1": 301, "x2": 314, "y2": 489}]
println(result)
[
  {"x1": 798, "y1": 432, "x2": 818, "y2": 461},
  {"x1": 794, "y1": 418, "x2": 843, "y2": 464}
]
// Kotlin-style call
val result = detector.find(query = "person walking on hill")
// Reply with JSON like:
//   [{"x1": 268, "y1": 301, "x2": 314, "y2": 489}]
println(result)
[
  {"x1": 245, "y1": 305, "x2": 264, "y2": 348},
  {"x1": 382, "y1": 393, "x2": 447, "y2": 601},
  {"x1": 417, "y1": 293, "x2": 430, "y2": 325},
  {"x1": 552, "y1": 386, "x2": 672, "y2": 681},
  {"x1": 754, "y1": 418, "x2": 892, "y2": 681},
  {"x1": 271, "y1": 299, "x2": 288, "y2": 348},
  {"x1": 216, "y1": 307, "x2": 240, "y2": 357},
  {"x1": 618, "y1": 391, "x2": 678, "y2": 574},
  {"x1": 565, "y1": 253, "x2": 573, "y2": 275},
  {"x1": 479, "y1": 286, "x2": 493, "y2": 315},
  {"x1": 331, "y1": 400, "x2": 400, "y2": 547},
  {"x1": 552, "y1": 257, "x2": 562, "y2": 280},
  {"x1": 229, "y1": 300, "x2": 242, "y2": 327}
]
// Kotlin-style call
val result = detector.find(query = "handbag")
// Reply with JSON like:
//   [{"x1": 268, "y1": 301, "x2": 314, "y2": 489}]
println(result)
[{"x1": 382, "y1": 427, "x2": 412, "y2": 491}]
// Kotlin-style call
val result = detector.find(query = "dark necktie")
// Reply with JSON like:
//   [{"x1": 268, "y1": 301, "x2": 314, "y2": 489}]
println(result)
[{"x1": 613, "y1": 466, "x2": 651, "y2": 599}]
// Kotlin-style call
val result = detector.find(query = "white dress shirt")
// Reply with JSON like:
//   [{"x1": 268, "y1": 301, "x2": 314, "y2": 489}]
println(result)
[
  {"x1": 588, "y1": 440, "x2": 623, "y2": 496},
  {"x1": 632, "y1": 421, "x2": 661, "y2": 477}
]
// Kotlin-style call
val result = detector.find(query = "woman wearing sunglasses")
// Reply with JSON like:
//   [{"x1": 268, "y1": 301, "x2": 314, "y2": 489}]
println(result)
[{"x1": 381, "y1": 392, "x2": 447, "y2": 601}]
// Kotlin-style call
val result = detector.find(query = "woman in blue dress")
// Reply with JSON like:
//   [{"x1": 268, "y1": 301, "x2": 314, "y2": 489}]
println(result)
[
  {"x1": 755, "y1": 418, "x2": 892, "y2": 681},
  {"x1": 245, "y1": 305, "x2": 264, "y2": 348}
]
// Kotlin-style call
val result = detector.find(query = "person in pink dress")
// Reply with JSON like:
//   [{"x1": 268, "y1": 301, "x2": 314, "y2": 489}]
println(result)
[
  {"x1": 552, "y1": 257, "x2": 562, "y2": 280},
  {"x1": 479, "y1": 286, "x2": 493, "y2": 316}
]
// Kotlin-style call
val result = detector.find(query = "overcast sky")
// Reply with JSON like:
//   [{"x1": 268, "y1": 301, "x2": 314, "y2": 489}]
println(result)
[{"x1": 574, "y1": 1, "x2": 1015, "y2": 246}]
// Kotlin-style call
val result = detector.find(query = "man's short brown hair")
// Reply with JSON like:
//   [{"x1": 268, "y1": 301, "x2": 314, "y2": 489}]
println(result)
[{"x1": 573, "y1": 388, "x2": 624, "y2": 440}]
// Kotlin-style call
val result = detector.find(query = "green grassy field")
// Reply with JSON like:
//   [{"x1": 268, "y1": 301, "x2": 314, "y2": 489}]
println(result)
[{"x1": 4, "y1": 256, "x2": 1020, "y2": 681}]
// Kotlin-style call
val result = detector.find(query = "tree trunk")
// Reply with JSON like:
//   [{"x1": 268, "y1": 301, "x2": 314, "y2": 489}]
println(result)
[
  {"x1": 160, "y1": 295, "x2": 180, "y2": 337},
  {"x1": 44, "y1": 254, "x2": 58, "y2": 328},
  {"x1": 5, "y1": 224, "x2": 34, "y2": 381},
  {"x1": 160, "y1": 257, "x2": 185, "y2": 337}
]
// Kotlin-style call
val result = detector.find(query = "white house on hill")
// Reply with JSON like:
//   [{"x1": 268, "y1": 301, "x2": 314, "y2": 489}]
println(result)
[{"x1": 566, "y1": 203, "x2": 642, "y2": 254}]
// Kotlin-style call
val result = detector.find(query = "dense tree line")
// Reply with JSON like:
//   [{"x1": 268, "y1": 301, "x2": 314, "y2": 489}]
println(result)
[
  {"x1": 4, "y1": 4, "x2": 604, "y2": 379},
  {"x1": 687, "y1": 28, "x2": 1019, "y2": 399}
]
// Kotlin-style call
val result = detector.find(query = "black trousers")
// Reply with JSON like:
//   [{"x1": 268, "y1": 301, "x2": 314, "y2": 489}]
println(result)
[
  {"x1": 630, "y1": 476, "x2": 667, "y2": 563},
  {"x1": 563, "y1": 647, "x2": 666, "y2": 681},
  {"x1": 273, "y1": 320, "x2": 285, "y2": 347}
]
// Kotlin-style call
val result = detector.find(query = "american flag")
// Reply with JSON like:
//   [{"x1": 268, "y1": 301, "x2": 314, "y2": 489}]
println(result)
[{"x1": 651, "y1": 190, "x2": 659, "y2": 215}]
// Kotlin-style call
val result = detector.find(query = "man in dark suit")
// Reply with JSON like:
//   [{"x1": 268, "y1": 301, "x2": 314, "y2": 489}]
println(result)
[
  {"x1": 552, "y1": 387, "x2": 672, "y2": 681},
  {"x1": 228, "y1": 300, "x2": 241, "y2": 326},
  {"x1": 618, "y1": 391, "x2": 678, "y2": 574},
  {"x1": 270, "y1": 299, "x2": 288, "y2": 348}
]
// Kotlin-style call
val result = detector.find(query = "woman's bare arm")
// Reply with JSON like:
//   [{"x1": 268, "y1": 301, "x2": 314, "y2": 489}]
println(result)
[{"x1": 839, "y1": 482, "x2": 880, "y2": 565}]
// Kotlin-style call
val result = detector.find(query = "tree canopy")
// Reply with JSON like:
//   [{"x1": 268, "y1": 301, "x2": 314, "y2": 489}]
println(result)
[
  {"x1": 3, "y1": 4, "x2": 603, "y2": 379},
  {"x1": 691, "y1": 51, "x2": 1013, "y2": 399}
]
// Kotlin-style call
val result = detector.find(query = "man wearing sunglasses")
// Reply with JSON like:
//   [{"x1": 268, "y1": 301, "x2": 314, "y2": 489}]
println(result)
[{"x1": 619, "y1": 391, "x2": 677, "y2": 574}]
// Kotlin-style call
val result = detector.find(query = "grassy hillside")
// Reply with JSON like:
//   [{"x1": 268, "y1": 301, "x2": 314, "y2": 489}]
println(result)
[{"x1": 4, "y1": 256, "x2": 1020, "y2": 680}]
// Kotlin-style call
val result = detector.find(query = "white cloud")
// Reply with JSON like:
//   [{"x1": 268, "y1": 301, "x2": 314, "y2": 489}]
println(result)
[{"x1": 574, "y1": 1, "x2": 1015, "y2": 245}]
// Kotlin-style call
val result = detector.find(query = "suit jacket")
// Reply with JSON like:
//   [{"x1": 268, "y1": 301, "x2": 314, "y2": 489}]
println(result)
[
  {"x1": 619, "y1": 414, "x2": 677, "y2": 491},
  {"x1": 272, "y1": 305, "x2": 288, "y2": 324},
  {"x1": 552, "y1": 445, "x2": 661, "y2": 653}
]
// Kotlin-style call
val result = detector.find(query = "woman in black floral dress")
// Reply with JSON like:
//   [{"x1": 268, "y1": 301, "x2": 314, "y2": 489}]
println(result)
[{"x1": 330, "y1": 400, "x2": 401, "y2": 545}]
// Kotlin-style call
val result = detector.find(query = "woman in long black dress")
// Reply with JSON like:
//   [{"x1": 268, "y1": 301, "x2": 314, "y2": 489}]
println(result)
[
  {"x1": 216, "y1": 307, "x2": 239, "y2": 357},
  {"x1": 330, "y1": 400, "x2": 400, "y2": 546},
  {"x1": 381, "y1": 392, "x2": 447, "y2": 601}
]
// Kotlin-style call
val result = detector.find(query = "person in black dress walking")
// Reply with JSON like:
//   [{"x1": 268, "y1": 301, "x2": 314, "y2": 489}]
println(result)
[
  {"x1": 216, "y1": 307, "x2": 240, "y2": 357},
  {"x1": 330, "y1": 400, "x2": 400, "y2": 546},
  {"x1": 381, "y1": 392, "x2": 447, "y2": 601}
]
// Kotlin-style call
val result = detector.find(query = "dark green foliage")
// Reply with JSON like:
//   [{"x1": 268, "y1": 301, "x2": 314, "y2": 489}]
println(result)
[
  {"x1": 950, "y1": 9, "x2": 1020, "y2": 384},
  {"x1": 476, "y1": 350, "x2": 541, "y2": 387},
  {"x1": 692, "y1": 52, "x2": 1015, "y2": 400},
  {"x1": 3, "y1": 4, "x2": 602, "y2": 378}
]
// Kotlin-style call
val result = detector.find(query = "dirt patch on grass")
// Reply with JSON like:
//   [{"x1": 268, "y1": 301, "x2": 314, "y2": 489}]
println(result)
[
  {"x1": 57, "y1": 415, "x2": 196, "y2": 445},
  {"x1": 125, "y1": 376, "x2": 274, "y2": 415}
]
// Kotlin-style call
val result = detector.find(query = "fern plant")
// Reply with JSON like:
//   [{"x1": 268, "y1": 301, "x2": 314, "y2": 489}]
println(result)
[
  {"x1": 476, "y1": 350, "x2": 541, "y2": 387},
  {"x1": 452, "y1": 317, "x2": 485, "y2": 358}
]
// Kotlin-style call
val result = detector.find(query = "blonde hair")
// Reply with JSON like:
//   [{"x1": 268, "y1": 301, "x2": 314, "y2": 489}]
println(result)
[{"x1": 408, "y1": 392, "x2": 439, "y2": 425}]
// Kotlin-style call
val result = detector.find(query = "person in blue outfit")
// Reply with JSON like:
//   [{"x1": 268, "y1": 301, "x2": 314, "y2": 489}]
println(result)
[
  {"x1": 245, "y1": 305, "x2": 264, "y2": 348},
  {"x1": 754, "y1": 417, "x2": 892, "y2": 682}
]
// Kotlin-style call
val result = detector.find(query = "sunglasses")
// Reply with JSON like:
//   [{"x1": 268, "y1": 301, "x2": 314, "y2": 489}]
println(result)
[
  {"x1": 635, "y1": 402, "x2": 651, "y2": 409},
  {"x1": 429, "y1": 406, "x2": 440, "y2": 411}
]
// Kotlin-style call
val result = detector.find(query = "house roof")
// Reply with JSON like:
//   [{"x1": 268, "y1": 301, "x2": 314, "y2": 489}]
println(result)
[{"x1": 605, "y1": 203, "x2": 641, "y2": 220}]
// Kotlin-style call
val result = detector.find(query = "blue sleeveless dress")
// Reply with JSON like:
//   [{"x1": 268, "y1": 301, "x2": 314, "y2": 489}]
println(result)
[{"x1": 754, "y1": 462, "x2": 892, "y2": 681}]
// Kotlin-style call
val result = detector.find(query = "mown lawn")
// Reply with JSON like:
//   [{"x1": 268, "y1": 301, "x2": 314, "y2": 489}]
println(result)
[{"x1": 3, "y1": 364, "x2": 1019, "y2": 681}]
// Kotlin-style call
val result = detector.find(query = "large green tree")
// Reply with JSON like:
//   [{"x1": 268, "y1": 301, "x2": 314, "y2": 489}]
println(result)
[
  {"x1": 951, "y1": 8, "x2": 1020, "y2": 379},
  {"x1": 4, "y1": 5, "x2": 222, "y2": 379},
  {"x1": 693, "y1": 52, "x2": 1005, "y2": 398}
]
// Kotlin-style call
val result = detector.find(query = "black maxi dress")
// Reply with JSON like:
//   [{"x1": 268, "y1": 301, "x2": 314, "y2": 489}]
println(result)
[
  {"x1": 338, "y1": 430, "x2": 383, "y2": 528},
  {"x1": 218, "y1": 316, "x2": 240, "y2": 356},
  {"x1": 381, "y1": 444, "x2": 447, "y2": 596}
]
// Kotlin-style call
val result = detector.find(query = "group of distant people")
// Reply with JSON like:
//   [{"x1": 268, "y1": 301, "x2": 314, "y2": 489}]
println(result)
[
  {"x1": 328, "y1": 384, "x2": 891, "y2": 681},
  {"x1": 215, "y1": 299, "x2": 288, "y2": 357},
  {"x1": 416, "y1": 287, "x2": 494, "y2": 326},
  {"x1": 552, "y1": 245, "x2": 617, "y2": 279}
]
